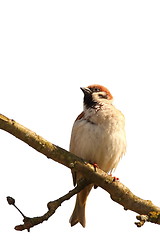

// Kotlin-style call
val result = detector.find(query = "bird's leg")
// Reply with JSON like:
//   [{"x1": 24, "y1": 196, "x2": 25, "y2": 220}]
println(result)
[
  {"x1": 89, "y1": 162, "x2": 99, "y2": 189},
  {"x1": 109, "y1": 173, "x2": 119, "y2": 181},
  {"x1": 92, "y1": 163, "x2": 99, "y2": 172}
]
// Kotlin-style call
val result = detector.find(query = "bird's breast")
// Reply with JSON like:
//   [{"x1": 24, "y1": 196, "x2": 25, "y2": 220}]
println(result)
[{"x1": 70, "y1": 115, "x2": 126, "y2": 173}]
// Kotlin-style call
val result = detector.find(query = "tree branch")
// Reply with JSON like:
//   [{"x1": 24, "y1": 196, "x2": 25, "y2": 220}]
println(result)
[
  {"x1": 0, "y1": 113, "x2": 160, "y2": 229},
  {"x1": 6, "y1": 179, "x2": 90, "y2": 231}
]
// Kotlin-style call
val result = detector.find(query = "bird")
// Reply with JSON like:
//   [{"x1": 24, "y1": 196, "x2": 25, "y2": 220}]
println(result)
[{"x1": 69, "y1": 84, "x2": 126, "y2": 227}]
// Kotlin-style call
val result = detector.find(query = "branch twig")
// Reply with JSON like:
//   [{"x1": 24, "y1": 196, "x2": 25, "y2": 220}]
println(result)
[
  {"x1": 1, "y1": 113, "x2": 160, "y2": 229},
  {"x1": 7, "y1": 179, "x2": 90, "y2": 231}
]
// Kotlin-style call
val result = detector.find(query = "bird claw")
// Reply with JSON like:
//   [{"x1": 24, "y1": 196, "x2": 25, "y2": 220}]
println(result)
[
  {"x1": 113, "y1": 176, "x2": 119, "y2": 182},
  {"x1": 109, "y1": 174, "x2": 119, "y2": 182},
  {"x1": 92, "y1": 163, "x2": 99, "y2": 172}
]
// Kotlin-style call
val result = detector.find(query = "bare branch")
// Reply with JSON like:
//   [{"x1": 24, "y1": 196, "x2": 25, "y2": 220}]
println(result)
[
  {"x1": 1, "y1": 113, "x2": 160, "y2": 228},
  {"x1": 7, "y1": 179, "x2": 90, "y2": 231}
]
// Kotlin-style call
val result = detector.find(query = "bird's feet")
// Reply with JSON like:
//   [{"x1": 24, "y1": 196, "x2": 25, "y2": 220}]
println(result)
[
  {"x1": 92, "y1": 163, "x2": 99, "y2": 172},
  {"x1": 109, "y1": 174, "x2": 119, "y2": 181}
]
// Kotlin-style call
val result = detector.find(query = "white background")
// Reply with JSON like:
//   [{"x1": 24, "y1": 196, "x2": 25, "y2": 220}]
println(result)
[{"x1": 0, "y1": 0, "x2": 160, "y2": 239}]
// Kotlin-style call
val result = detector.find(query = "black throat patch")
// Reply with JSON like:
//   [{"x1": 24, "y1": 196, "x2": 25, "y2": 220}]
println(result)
[{"x1": 84, "y1": 93, "x2": 98, "y2": 109}]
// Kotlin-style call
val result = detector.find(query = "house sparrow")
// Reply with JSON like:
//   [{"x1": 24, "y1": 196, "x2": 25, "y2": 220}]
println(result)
[{"x1": 69, "y1": 84, "x2": 126, "y2": 227}]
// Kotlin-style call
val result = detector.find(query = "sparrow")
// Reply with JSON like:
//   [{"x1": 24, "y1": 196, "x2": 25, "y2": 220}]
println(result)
[{"x1": 69, "y1": 84, "x2": 126, "y2": 227}]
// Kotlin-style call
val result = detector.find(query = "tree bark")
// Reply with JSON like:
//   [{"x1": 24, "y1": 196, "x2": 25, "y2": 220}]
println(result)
[{"x1": 0, "y1": 113, "x2": 160, "y2": 230}]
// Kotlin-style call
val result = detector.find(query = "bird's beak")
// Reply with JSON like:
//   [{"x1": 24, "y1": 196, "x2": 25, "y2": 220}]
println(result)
[{"x1": 80, "y1": 87, "x2": 92, "y2": 95}]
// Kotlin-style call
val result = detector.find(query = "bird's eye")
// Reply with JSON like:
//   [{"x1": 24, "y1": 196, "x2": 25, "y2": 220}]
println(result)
[
  {"x1": 94, "y1": 88, "x2": 100, "y2": 92},
  {"x1": 90, "y1": 87, "x2": 101, "y2": 92}
]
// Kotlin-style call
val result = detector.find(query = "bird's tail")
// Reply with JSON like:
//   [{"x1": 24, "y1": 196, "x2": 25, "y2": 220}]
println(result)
[{"x1": 69, "y1": 184, "x2": 93, "y2": 227}]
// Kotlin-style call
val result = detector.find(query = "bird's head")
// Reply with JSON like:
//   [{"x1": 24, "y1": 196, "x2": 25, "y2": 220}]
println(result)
[{"x1": 81, "y1": 84, "x2": 113, "y2": 109}]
